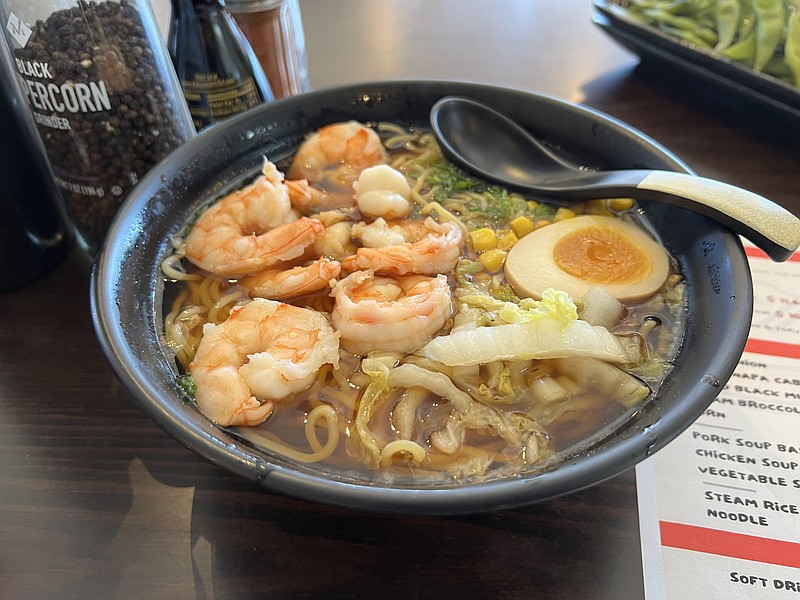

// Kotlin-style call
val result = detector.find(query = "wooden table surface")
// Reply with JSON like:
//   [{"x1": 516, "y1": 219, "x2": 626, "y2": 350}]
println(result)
[{"x1": 2, "y1": 1, "x2": 798, "y2": 598}]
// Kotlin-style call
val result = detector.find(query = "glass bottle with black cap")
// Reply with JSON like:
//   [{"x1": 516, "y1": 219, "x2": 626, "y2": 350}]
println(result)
[{"x1": 168, "y1": 0, "x2": 274, "y2": 130}]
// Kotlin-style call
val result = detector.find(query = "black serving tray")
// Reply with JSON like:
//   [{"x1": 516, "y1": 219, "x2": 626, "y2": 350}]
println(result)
[{"x1": 593, "y1": 0, "x2": 800, "y2": 123}]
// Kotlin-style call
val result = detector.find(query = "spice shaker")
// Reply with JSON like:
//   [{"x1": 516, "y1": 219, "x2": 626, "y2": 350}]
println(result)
[
  {"x1": 168, "y1": 0, "x2": 273, "y2": 130},
  {"x1": 0, "y1": 35, "x2": 72, "y2": 292},
  {"x1": 0, "y1": 0, "x2": 195, "y2": 252},
  {"x1": 225, "y1": 0, "x2": 309, "y2": 99}
]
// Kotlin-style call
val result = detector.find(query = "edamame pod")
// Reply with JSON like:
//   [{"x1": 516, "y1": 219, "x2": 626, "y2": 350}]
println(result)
[
  {"x1": 715, "y1": 0, "x2": 741, "y2": 50},
  {"x1": 786, "y1": 10, "x2": 800, "y2": 86},
  {"x1": 752, "y1": 0, "x2": 785, "y2": 72}
]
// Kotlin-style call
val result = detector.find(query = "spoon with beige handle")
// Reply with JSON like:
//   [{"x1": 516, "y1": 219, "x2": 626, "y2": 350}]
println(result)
[{"x1": 430, "y1": 96, "x2": 800, "y2": 262}]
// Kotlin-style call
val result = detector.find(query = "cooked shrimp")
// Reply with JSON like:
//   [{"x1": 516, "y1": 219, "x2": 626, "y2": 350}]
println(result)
[
  {"x1": 184, "y1": 159, "x2": 326, "y2": 278},
  {"x1": 350, "y1": 217, "x2": 429, "y2": 248},
  {"x1": 240, "y1": 257, "x2": 341, "y2": 301},
  {"x1": 313, "y1": 221, "x2": 356, "y2": 260},
  {"x1": 285, "y1": 178, "x2": 324, "y2": 214},
  {"x1": 342, "y1": 217, "x2": 463, "y2": 276},
  {"x1": 330, "y1": 270, "x2": 452, "y2": 355},
  {"x1": 287, "y1": 121, "x2": 389, "y2": 211},
  {"x1": 353, "y1": 164, "x2": 412, "y2": 219},
  {"x1": 189, "y1": 299, "x2": 340, "y2": 426}
]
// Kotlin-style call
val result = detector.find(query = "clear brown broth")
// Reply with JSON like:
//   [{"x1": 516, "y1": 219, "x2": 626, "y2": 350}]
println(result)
[{"x1": 161, "y1": 124, "x2": 686, "y2": 483}]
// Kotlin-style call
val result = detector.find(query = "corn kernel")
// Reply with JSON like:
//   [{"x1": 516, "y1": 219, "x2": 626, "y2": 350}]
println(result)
[
  {"x1": 469, "y1": 228, "x2": 498, "y2": 252},
  {"x1": 553, "y1": 207, "x2": 576, "y2": 221},
  {"x1": 585, "y1": 199, "x2": 605, "y2": 210},
  {"x1": 585, "y1": 199, "x2": 611, "y2": 216},
  {"x1": 534, "y1": 219, "x2": 552, "y2": 229},
  {"x1": 498, "y1": 231, "x2": 519, "y2": 250},
  {"x1": 608, "y1": 197, "x2": 635, "y2": 212},
  {"x1": 509, "y1": 215, "x2": 535, "y2": 238},
  {"x1": 478, "y1": 248, "x2": 507, "y2": 272},
  {"x1": 526, "y1": 200, "x2": 539, "y2": 210}
]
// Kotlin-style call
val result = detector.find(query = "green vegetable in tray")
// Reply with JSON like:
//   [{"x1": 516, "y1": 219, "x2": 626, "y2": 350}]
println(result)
[
  {"x1": 787, "y1": 10, "x2": 800, "y2": 84},
  {"x1": 646, "y1": 10, "x2": 719, "y2": 47},
  {"x1": 619, "y1": 0, "x2": 800, "y2": 88},
  {"x1": 714, "y1": 0, "x2": 740, "y2": 50},
  {"x1": 723, "y1": 29, "x2": 756, "y2": 63},
  {"x1": 752, "y1": 0, "x2": 785, "y2": 72}
]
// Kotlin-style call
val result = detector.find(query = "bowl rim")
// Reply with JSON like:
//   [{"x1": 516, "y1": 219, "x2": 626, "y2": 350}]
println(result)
[{"x1": 91, "y1": 79, "x2": 753, "y2": 514}]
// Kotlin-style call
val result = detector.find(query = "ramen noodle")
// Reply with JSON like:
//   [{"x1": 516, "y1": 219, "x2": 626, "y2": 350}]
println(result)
[{"x1": 161, "y1": 120, "x2": 685, "y2": 483}]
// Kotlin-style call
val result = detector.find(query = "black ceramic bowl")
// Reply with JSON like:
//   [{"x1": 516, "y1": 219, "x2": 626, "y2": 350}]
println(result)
[{"x1": 91, "y1": 80, "x2": 752, "y2": 514}]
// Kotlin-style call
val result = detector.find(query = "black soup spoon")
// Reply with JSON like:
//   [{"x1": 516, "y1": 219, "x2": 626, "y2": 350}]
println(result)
[{"x1": 430, "y1": 96, "x2": 800, "y2": 262}]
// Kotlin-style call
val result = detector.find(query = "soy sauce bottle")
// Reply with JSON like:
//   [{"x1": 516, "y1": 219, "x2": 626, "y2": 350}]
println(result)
[{"x1": 168, "y1": 0, "x2": 274, "y2": 130}]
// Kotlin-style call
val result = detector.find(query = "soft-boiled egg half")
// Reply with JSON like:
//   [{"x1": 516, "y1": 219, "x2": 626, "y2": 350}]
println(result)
[{"x1": 504, "y1": 215, "x2": 670, "y2": 302}]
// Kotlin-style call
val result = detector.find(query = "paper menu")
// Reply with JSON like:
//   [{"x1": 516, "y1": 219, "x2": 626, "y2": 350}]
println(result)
[{"x1": 637, "y1": 243, "x2": 800, "y2": 600}]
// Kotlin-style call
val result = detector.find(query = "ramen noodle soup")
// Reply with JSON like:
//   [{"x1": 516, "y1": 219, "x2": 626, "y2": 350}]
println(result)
[{"x1": 161, "y1": 120, "x2": 685, "y2": 483}]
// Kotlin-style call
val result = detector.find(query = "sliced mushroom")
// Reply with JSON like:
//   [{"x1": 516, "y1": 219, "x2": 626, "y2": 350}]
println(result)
[{"x1": 430, "y1": 413, "x2": 465, "y2": 455}]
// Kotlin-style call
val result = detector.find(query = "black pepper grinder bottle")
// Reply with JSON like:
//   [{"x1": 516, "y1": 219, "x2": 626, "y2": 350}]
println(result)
[
  {"x1": 168, "y1": 0, "x2": 274, "y2": 130},
  {"x1": 0, "y1": 0, "x2": 196, "y2": 254}
]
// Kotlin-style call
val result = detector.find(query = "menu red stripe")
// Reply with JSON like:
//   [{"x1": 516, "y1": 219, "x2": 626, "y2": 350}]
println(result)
[
  {"x1": 745, "y1": 246, "x2": 800, "y2": 262},
  {"x1": 745, "y1": 338, "x2": 800, "y2": 359},
  {"x1": 660, "y1": 521, "x2": 800, "y2": 568}
]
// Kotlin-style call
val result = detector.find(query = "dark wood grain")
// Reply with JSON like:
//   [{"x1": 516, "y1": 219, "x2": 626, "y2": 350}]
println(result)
[
  {"x1": 0, "y1": 249, "x2": 646, "y2": 599},
  {"x1": 2, "y1": 1, "x2": 798, "y2": 598}
]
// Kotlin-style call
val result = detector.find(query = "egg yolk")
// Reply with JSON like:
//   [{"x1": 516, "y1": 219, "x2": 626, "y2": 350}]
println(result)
[{"x1": 552, "y1": 225, "x2": 650, "y2": 284}]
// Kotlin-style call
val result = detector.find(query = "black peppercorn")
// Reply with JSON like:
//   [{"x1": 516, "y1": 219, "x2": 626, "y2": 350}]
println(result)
[{"x1": 5, "y1": 0, "x2": 194, "y2": 251}]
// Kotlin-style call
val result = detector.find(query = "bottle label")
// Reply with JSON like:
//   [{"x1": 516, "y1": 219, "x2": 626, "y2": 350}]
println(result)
[
  {"x1": 181, "y1": 73, "x2": 262, "y2": 128},
  {"x1": 5, "y1": 11, "x2": 33, "y2": 47},
  {"x1": 17, "y1": 64, "x2": 112, "y2": 124},
  {"x1": 9, "y1": 29, "x2": 113, "y2": 127}
]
